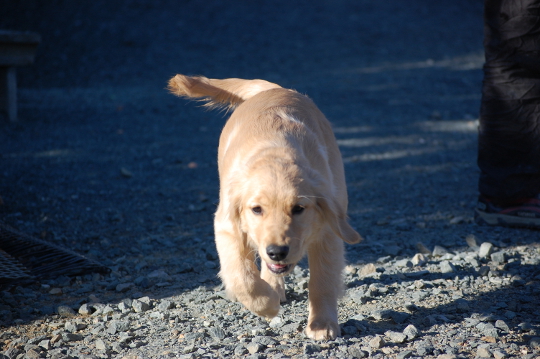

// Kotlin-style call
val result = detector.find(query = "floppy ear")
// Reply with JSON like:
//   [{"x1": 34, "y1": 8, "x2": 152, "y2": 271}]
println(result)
[{"x1": 317, "y1": 197, "x2": 363, "y2": 244}]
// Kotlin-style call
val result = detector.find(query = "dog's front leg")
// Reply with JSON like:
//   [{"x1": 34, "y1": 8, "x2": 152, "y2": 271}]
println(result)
[
  {"x1": 305, "y1": 234, "x2": 345, "y2": 340},
  {"x1": 260, "y1": 262, "x2": 287, "y2": 303},
  {"x1": 215, "y1": 229, "x2": 280, "y2": 318}
]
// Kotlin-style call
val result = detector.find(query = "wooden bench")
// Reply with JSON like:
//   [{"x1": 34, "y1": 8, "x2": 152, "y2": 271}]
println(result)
[{"x1": 0, "y1": 30, "x2": 41, "y2": 122}]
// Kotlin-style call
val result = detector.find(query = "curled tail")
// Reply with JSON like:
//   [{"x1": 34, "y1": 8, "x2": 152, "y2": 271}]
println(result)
[{"x1": 168, "y1": 75, "x2": 282, "y2": 110}]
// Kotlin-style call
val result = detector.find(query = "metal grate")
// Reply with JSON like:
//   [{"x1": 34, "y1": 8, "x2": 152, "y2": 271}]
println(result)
[
  {"x1": 0, "y1": 221, "x2": 110, "y2": 285},
  {"x1": 0, "y1": 248, "x2": 32, "y2": 284}
]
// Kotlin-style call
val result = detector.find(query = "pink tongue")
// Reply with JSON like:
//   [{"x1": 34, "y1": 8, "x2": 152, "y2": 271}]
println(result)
[{"x1": 270, "y1": 263, "x2": 287, "y2": 269}]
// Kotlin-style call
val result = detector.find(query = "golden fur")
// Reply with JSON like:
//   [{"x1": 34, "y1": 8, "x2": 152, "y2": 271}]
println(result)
[{"x1": 168, "y1": 75, "x2": 362, "y2": 340}]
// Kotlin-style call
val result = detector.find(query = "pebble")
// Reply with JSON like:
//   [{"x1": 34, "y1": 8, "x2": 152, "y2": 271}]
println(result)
[
  {"x1": 490, "y1": 251, "x2": 506, "y2": 264},
  {"x1": 385, "y1": 330, "x2": 407, "y2": 343},
  {"x1": 246, "y1": 342, "x2": 263, "y2": 354},
  {"x1": 479, "y1": 242, "x2": 494, "y2": 258},
  {"x1": 57, "y1": 305, "x2": 77, "y2": 317},
  {"x1": 95, "y1": 339, "x2": 108, "y2": 351},
  {"x1": 132, "y1": 299, "x2": 150, "y2": 313},
  {"x1": 440, "y1": 261, "x2": 456, "y2": 273},
  {"x1": 432, "y1": 245, "x2": 449, "y2": 257},
  {"x1": 369, "y1": 336, "x2": 385, "y2": 349},
  {"x1": 304, "y1": 343, "x2": 322, "y2": 354},
  {"x1": 359, "y1": 263, "x2": 377, "y2": 276},
  {"x1": 403, "y1": 324, "x2": 419, "y2": 340},
  {"x1": 477, "y1": 345, "x2": 491, "y2": 357},
  {"x1": 411, "y1": 253, "x2": 427, "y2": 266}
]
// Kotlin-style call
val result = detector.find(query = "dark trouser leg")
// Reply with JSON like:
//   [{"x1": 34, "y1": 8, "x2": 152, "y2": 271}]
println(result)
[{"x1": 478, "y1": 0, "x2": 540, "y2": 200}]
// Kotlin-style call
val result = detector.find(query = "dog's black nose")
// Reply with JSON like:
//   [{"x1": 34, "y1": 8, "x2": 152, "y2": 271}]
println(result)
[{"x1": 266, "y1": 245, "x2": 289, "y2": 261}]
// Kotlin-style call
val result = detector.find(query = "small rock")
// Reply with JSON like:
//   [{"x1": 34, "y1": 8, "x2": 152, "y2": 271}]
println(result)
[
  {"x1": 370, "y1": 309, "x2": 392, "y2": 321},
  {"x1": 492, "y1": 350, "x2": 507, "y2": 359},
  {"x1": 411, "y1": 253, "x2": 427, "y2": 266},
  {"x1": 404, "y1": 302, "x2": 419, "y2": 313},
  {"x1": 304, "y1": 343, "x2": 321, "y2": 354},
  {"x1": 61, "y1": 333, "x2": 82, "y2": 342},
  {"x1": 116, "y1": 283, "x2": 133, "y2": 292},
  {"x1": 57, "y1": 305, "x2": 76, "y2": 317},
  {"x1": 132, "y1": 299, "x2": 150, "y2": 313},
  {"x1": 369, "y1": 335, "x2": 385, "y2": 348},
  {"x1": 416, "y1": 242, "x2": 432, "y2": 255},
  {"x1": 3, "y1": 347, "x2": 22, "y2": 359},
  {"x1": 246, "y1": 342, "x2": 262, "y2": 354},
  {"x1": 385, "y1": 330, "x2": 407, "y2": 343},
  {"x1": 157, "y1": 299, "x2": 174, "y2": 311},
  {"x1": 432, "y1": 245, "x2": 449, "y2": 257},
  {"x1": 478, "y1": 266, "x2": 490, "y2": 276},
  {"x1": 24, "y1": 349, "x2": 41, "y2": 359},
  {"x1": 208, "y1": 327, "x2": 226, "y2": 340},
  {"x1": 479, "y1": 242, "x2": 494, "y2": 258},
  {"x1": 234, "y1": 345, "x2": 248, "y2": 356},
  {"x1": 490, "y1": 251, "x2": 506, "y2": 264},
  {"x1": 390, "y1": 311, "x2": 410, "y2": 324},
  {"x1": 477, "y1": 322, "x2": 499, "y2": 337},
  {"x1": 269, "y1": 316, "x2": 284, "y2": 328},
  {"x1": 519, "y1": 322, "x2": 533, "y2": 332},
  {"x1": 440, "y1": 261, "x2": 456, "y2": 274},
  {"x1": 465, "y1": 234, "x2": 479, "y2": 248},
  {"x1": 403, "y1": 324, "x2": 419, "y2": 340},
  {"x1": 495, "y1": 320, "x2": 510, "y2": 333},
  {"x1": 397, "y1": 350, "x2": 414, "y2": 359},
  {"x1": 107, "y1": 320, "x2": 130, "y2": 334},
  {"x1": 477, "y1": 345, "x2": 491, "y2": 357},
  {"x1": 530, "y1": 337, "x2": 540, "y2": 348},
  {"x1": 95, "y1": 339, "x2": 109, "y2": 351},
  {"x1": 252, "y1": 336, "x2": 277, "y2": 346},
  {"x1": 348, "y1": 347, "x2": 367, "y2": 358},
  {"x1": 396, "y1": 259, "x2": 413, "y2": 268},
  {"x1": 359, "y1": 263, "x2": 377, "y2": 276},
  {"x1": 120, "y1": 167, "x2": 133, "y2": 178},
  {"x1": 38, "y1": 339, "x2": 51, "y2": 351},
  {"x1": 49, "y1": 288, "x2": 62, "y2": 295},
  {"x1": 416, "y1": 342, "x2": 434, "y2": 356},
  {"x1": 64, "y1": 321, "x2": 78, "y2": 333},
  {"x1": 102, "y1": 305, "x2": 115, "y2": 315},
  {"x1": 183, "y1": 344, "x2": 196, "y2": 354},
  {"x1": 467, "y1": 256, "x2": 481, "y2": 267},
  {"x1": 342, "y1": 325, "x2": 358, "y2": 335},
  {"x1": 344, "y1": 265, "x2": 357, "y2": 275},
  {"x1": 78, "y1": 303, "x2": 94, "y2": 315},
  {"x1": 350, "y1": 290, "x2": 369, "y2": 304},
  {"x1": 50, "y1": 334, "x2": 63, "y2": 344}
]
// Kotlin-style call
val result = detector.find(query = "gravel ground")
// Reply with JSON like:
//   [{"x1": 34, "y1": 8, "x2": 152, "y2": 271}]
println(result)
[{"x1": 1, "y1": 0, "x2": 539, "y2": 358}]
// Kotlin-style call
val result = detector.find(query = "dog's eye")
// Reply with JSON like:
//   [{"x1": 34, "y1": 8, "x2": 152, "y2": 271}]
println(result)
[
  {"x1": 292, "y1": 205, "x2": 305, "y2": 215},
  {"x1": 252, "y1": 206, "x2": 263, "y2": 215}
]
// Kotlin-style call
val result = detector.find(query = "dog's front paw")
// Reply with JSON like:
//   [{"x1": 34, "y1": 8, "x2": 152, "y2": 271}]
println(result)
[
  {"x1": 248, "y1": 287, "x2": 280, "y2": 318},
  {"x1": 305, "y1": 319, "x2": 340, "y2": 340}
]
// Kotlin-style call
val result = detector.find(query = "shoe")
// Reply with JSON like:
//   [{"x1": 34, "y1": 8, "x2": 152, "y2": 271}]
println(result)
[{"x1": 475, "y1": 195, "x2": 540, "y2": 229}]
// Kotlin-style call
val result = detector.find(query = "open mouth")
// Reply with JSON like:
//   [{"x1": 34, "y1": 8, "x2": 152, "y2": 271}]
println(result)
[{"x1": 266, "y1": 262, "x2": 293, "y2": 275}]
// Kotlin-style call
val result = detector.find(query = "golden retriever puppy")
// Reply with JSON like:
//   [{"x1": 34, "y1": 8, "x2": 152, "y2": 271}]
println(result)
[{"x1": 168, "y1": 75, "x2": 362, "y2": 340}]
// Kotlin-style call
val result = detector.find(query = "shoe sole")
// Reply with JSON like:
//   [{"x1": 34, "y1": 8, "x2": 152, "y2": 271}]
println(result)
[{"x1": 475, "y1": 209, "x2": 540, "y2": 229}]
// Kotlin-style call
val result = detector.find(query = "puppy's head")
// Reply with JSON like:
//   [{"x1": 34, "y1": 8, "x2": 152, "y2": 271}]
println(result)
[
  {"x1": 236, "y1": 158, "x2": 316, "y2": 276},
  {"x1": 228, "y1": 155, "x2": 361, "y2": 276}
]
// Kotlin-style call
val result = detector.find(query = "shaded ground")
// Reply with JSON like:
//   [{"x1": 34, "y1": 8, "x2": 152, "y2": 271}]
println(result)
[{"x1": 0, "y1": 0, "x2": 539, "y2": 358}]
